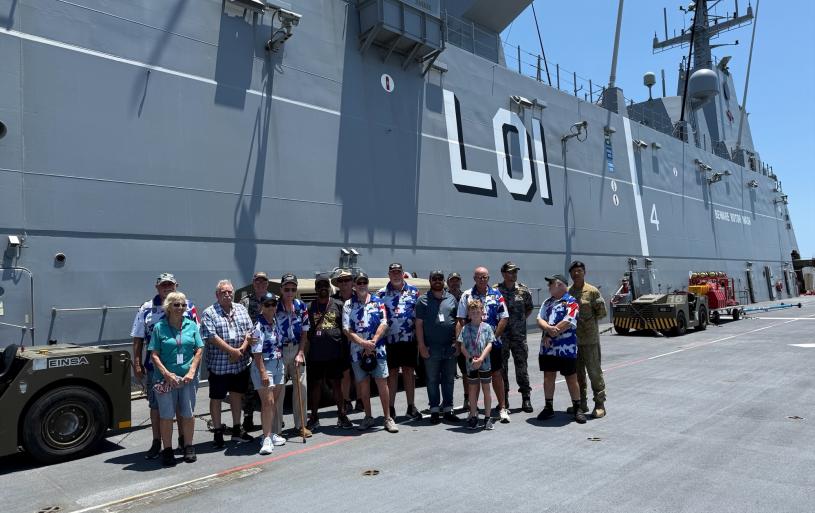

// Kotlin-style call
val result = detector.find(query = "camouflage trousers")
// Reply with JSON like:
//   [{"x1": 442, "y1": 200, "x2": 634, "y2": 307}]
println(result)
[
  {"x1": 576, "y1": 343, "x2": 606, "y2": 403},
  {"x1": 501, "y1": 336, "x2": 531, "y2": 398}
]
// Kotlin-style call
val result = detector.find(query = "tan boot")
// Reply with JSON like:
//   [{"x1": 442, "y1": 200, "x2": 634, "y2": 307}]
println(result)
[{"x1": 592, "y1": 402, "x2": 606, "y2": 418}]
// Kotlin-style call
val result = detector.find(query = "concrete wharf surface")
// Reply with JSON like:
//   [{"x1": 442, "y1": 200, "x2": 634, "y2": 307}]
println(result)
[{"x1": 2, "y1": 297, "x2": 814, "y2": 513}]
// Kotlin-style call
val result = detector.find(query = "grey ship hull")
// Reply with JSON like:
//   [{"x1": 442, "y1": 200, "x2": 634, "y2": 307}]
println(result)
[{"x1": 0, "y1": 0, "x2": 799, "y2": 347}]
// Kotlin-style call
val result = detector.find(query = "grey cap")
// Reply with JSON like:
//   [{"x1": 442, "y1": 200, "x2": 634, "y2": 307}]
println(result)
[
  {"x1": 156, "y1": 273, "x2": 177, "y2": 285},
  {"x1": 429, "y1": 270, "x2": 445, "y2": 280},
  {"x1": 544, "y1": 274, "x2": 569, "y2": 285},
  {"x1": 447, "y1": 272, "x2": 461, "y2": 281}
]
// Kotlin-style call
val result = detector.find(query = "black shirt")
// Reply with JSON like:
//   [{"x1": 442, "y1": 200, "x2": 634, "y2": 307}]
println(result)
[{"x1": 307, "y1": 298, "x2": 344, "y2": 361}]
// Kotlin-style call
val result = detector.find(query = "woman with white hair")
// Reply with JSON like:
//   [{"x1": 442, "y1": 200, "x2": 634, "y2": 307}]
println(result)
[{"x1": 148, "y1": 291, "x2": 204, "y2": 465}]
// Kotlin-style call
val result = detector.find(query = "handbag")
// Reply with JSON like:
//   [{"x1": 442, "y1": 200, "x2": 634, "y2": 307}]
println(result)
[{"x1": 360, "y1": 352, "x2": 377, "y2": 372}]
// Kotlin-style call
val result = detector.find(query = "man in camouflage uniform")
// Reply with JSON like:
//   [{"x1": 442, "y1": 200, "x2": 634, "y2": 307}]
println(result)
[
  {"x1": 567, "y1": 261, "x2": 608, "y2": 418},
  {"x1": 238, "y1": 271, "x2": 270, "y2": 431},
  {"x1": 495, "y1": 261, "x2": 534, "y2": 413}
]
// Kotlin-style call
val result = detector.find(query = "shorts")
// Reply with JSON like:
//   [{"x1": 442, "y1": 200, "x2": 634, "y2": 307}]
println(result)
[
  {"x1": 208, "y1": 368, "x2": 251, "y2": 400},
  {"x1": 145, "y1": 372, "x2": 159, "y2": 410},
  {"x1": 250, "y1": 359, "x2": 285, "y2": 389},
  {"x1": 386, "y1": 341, "x2": 418, "y2": 369},
  {"x1": 490, "y1": 345, "x2": 504, "y2": 372},
  {"x1": 306, "y1": 358, "x2": 344, "y2": 384},
  {"x1": 538, "y1": 355, "x2": 577, "y2": 376},
  {"x1": 351, "y1": 358, "x2": 389, "y2": 382},
  {"x1": 155, "y1": 378, "x2": 198, "y2": 420},
  {"x1": 466, "y1": 369, "x2": 492, "y2": 384}
]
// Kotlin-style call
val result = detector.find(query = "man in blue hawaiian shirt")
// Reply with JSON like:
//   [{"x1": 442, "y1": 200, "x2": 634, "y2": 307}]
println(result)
[
  {"x1": 535, "y1": 274, "x2": 586, "y2": 424},
  {"x1": 377, "y1": 263, "x2": 422, "y2": 421}
]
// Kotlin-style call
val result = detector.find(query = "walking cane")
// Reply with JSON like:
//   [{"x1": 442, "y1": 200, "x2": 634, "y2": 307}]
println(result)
[{"x1": 293, "y1": 360, "x2": 307, "y2": 443}]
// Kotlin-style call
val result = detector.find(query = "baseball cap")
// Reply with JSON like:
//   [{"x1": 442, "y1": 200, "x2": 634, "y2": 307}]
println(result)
[
  {"x1": 261, "y1": 292, "x2": 279, "y2": 305},
  {"x1": 544, "y1": 274, "x2": 569, "y2": 285},
  {"x1": 331, "y1": 268, "x2": 353, "y2": 286},
  {"x1": 501, "y1": 261, "x2": 520, "y2": 273},
  {"x1": 429, "y1": 270, "x2": 445, "y2": 280},
  {"x1": 447, "y1": 272, "x2": 461, "y2": 281},
  {"x1": 156, "y1": 273, "x2": 177, "y2": 285},
  {"x1": 315, "y1": 272, "x2": 331, "y2": 286},
  {"x1": 388, "y1": 262, "x2": 403, "y2": 272},
  {"x1": 253, "y1": 271, "x2": 269, "y2": 281},
  {"x1": 355, "y1": 271, "x2": 370, "y2": 283},
  {"x1": 568, "y1": 261, "x2": 586, "y2": 272},
  {"x1": 280, "y1": 273, "x2": 298, "y2": 286}
]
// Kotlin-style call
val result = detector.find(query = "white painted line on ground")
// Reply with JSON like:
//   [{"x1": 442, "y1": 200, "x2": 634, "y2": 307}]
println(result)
[
  {"x1": 788, "y1": 344, "x2": 815, "y2": 348},
  {"x1": 753, "y1": 317, "x2": 815, "y2": 320}
]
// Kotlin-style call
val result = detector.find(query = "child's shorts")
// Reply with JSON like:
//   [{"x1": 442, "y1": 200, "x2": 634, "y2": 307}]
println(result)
[{"x1": 467, "y1": 369, "x2": 492, "y2": 384}]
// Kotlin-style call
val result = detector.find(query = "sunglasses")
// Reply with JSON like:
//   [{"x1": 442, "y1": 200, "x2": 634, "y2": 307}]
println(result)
[
  {"x1": 505, "y1": 270, "x2": 518, "y2": 274},
  {"x1": 337, "y1": 278, "x2": 352, "y2": 283},
  {"x1": 430, "y1": 276, "x2": 444, "y2": 281},
  {"x1": 388, "y1": 269, "x2": 403, "y2": 274},
  {"x1": 262, "y1": 302, "x2": 277, "y2": 308},
  {"x1": 356, "y1": 281, "x2": 369, "y2": 285},
  {"x1": 171, "y1": 302, "x2": 185, "y2": 308},
  {"x1": 283, "y1": 287, "x2": 297, "y2": 293}
]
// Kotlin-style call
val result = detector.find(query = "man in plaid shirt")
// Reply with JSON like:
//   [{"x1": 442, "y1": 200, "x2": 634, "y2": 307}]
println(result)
[{"x1": 201, "y1": 279, "x2": 254, "y2": 447}]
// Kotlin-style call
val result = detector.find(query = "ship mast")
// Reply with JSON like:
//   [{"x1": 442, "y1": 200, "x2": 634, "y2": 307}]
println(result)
[{"x1": 653, "y1": 0, "x2": 754, "y2": 72}]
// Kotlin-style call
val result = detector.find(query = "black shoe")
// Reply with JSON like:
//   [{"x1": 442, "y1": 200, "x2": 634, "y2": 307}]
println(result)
[
  {"x1": 145, "y1": 439, "x2": 161, "y2": 460},
  {"x1": 243, "y1": 416, "x2": 258, "y2": 433},
  {"x1": 161, "y1": 447, "x2": 176, "y2": 467},
  {"x1": 231, "y1": 425, "x2": 253, "y2": 442},
  {"x1": 537, "y1": 404, "x2": 555, "y2": 420},
  {"x1": 183, "y1": 445, "x2": 197, "y2": 463},
  {"x1": 175, "y1": 435, "x2": 185, "y2": 455},
  {"x1": 306, "y1": 414, "x2": 320, "y2": 432},
  {"x1": 574, "y1": 410, "x2": 587, "y2": 424},
  {"x1": 521, "y1": 397, "x2": 533, "y2": 413},
  {"x1": 406, "y1": 405, "x2": 422, "y2": 421},
  {"x1": 344, "y1": 400, "x2": 354, "y2": 414},
  {"x1": 213, "y1": 427, "x2": 225, "y2": 448},
  {"x1": 466, "y1": 416, "x2": 479, "y2": 430},
  {"x1": 337, "y1": 414, "x2": 353, "y2": 429},
  {"x1": 389, "y1": 406, "x2": 396, "y2": 419},
  {"x1": 430, "y1": 412, "x2": 441, "y2": 425},
  {"x1": 443, "y1": 411, "x2": 462, "y2": 423}
]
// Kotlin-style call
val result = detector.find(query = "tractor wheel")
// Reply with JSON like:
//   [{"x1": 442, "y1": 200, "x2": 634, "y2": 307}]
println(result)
[
  {"x1": 695, "y1": 306, "x2": 708, "y2": 331},
  {"x1": 670, "y1": 311, "x2": 687, "y2": 337},
  {"x1": 614, "y1": 325, "x2": 630, "y2": 335},
  {"x1": 22, "y1": 386, "x2": 109, "y2": 464},
  {"x1": 711, "y1": 310, "x2": 720, "y2": 325},
  {"x1": 731, "y1": 308, "x2": 741, "y2": 321}
]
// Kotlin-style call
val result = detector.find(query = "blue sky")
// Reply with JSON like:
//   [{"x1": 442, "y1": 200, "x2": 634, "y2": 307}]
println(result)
[{"x1": 501, "y1": 0, "x2": 814, "y2": 257}]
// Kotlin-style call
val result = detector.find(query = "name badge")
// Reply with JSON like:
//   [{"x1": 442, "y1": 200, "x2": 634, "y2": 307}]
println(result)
[
  {"x1": 316, "y1": 330, "x2": 322, "y2": 337},
  {"x1": 437, "y1": 313, "x2": 445, "y2": 322},
  {"x1": 176, "y1": 353, "x2": 184, "y2": 365}
]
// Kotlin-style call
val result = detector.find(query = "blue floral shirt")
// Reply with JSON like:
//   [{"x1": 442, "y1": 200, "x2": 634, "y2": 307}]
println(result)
[
  {"x1": 538, "y1": 293, "x2": 580, "y2": 359},
  {"x1": 343, "y1": 293, "x2": 388, "y2": 362},
  {"x1": 377, "y1": 282, "x2": 419, "y2": 344}
]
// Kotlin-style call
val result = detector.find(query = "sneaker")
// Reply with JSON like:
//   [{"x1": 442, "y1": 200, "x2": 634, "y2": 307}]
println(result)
[
  {"x1": 389, "y1": 406, "x2": 396, "y2": 419},
  {"x1": 521, "y1": 397, "x2": 534, "y2": 413},
  {"x1": 383, "y1": 417, "x2": 399, "y2": 433},
  {"x1": 406, "y1": 405, "x2": 422, "y2": 421},
  {"x1": 592, "y1": 402, "x2": 606, "y2": 419},
  {"x1": 259, "y1": 437, "x2": 274, "y2": 455},
  {"x1": 145, "y1": 439, "x2": 161, "y2": 460},
  {"x1": 306, "y1": 414, "x2": 320, "y2": 431},
  {"x1": 183, "y1": 445, "x2": 197, "y2": 463},
  {"x1": 430, "y1": 412, "x2": 441, "y2": 425},
  {"x1": 161, "y1": 447, "x2": 176, "y2": 467},
  {"x1": 213, "y1": 427, "x2": 225, "y2": 448},
  {"x1": 566, "y1": 400, "x2": 589, "y2": 414},
  {"x1": 484, "y1": 417, "x2": 495, "y2": 431},
  {"x1": 574, "y1": 410, "x2": 587, "y2": 424},
  {"x1": 499, "y1": 408, "x2": 511, "y2": 423},
  {"x1": 231, "y1": 425, "x2": 254, "y2": 442},
  {"x1": 443, "y1": 411, "x2": 461, "y2": 423},
  {"x1": 466, "y1": 416, "x2": 479, "y2": 430},
  {"x1": 537, "y1": 404, "x2": 555, "y2": 420},
  {"x1": 356, "y1": 415, "x2": 375, "y2": 431},
  {"x1": 271, "y1": 433, "x2": 287, "y2": 446},
  {"x1": 337, "y1": 414, "x2": 354, "y2": 429}
]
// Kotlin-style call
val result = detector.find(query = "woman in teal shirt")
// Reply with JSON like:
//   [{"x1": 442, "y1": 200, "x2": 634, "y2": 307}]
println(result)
[{"x1": 149, "y1": 291, "x2": 204, "y2": 466}]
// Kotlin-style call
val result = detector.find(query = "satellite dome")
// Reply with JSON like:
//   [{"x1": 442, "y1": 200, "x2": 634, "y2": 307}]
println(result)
[{"x1": 688, "y1": 68, "x2": 719, "y2": 106}]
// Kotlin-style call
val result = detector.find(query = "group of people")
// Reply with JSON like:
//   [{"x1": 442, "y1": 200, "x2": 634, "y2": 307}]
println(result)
[{"x1": 130, "y1": 260, "x2": 608, "y2": 466}]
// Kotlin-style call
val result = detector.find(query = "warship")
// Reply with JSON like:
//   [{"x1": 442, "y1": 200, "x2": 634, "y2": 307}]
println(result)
[{"x1": 0, "y1": 0, "x2": 801, "y2": 351}]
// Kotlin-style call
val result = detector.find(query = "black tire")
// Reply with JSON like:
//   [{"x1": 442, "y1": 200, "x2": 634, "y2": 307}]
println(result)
[
  {"x1": 710, "y1": 310, "x2": 720, "y2": 325},
  {"x1": 614, "y1": 325, "x2": 630, "y2": 335},
  {"x1": 731, "y1": 308, "x2": 741, "y2": 321},
  {"x1": 695, "y1": 306, "x2": 708, "y2": 331},
  {"x1": 22, "y1": 386, "x2": 108, "y2": 464},
  {"x1": 670, "y1": 311, "x2": 687, "y2": 337}
]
